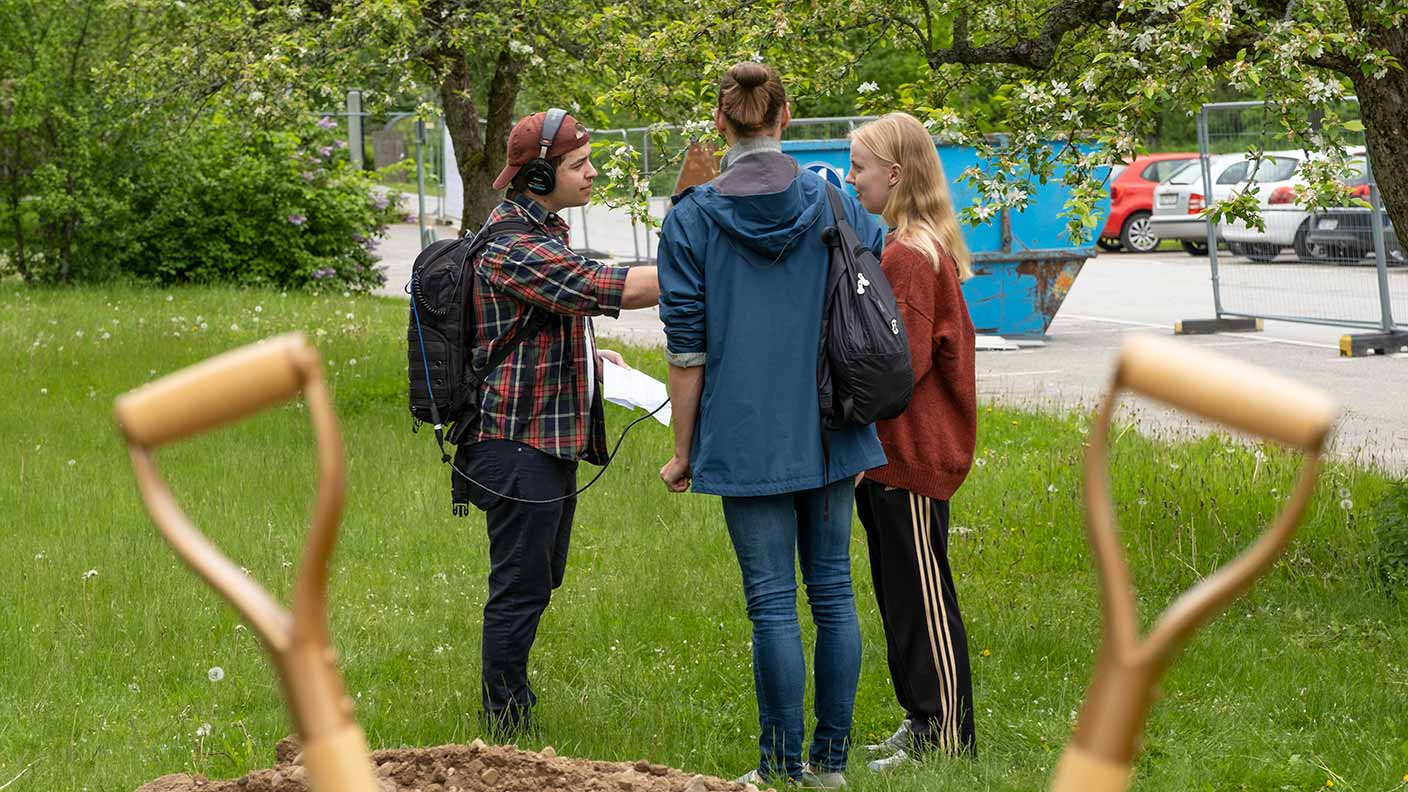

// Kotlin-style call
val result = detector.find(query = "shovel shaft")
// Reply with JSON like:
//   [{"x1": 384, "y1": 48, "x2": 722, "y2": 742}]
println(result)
[{"x1": 302, "y1": 724, "x2": 378, "y2": 792}]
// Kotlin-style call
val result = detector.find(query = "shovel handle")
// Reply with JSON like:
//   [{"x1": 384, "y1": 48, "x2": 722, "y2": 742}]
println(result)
[
  {"x1": 114, "y1": 333, "x2": 313, "y2": 448},
  {"x1": 1116, "y1": 334, "x2": 1337, "y2": 452}
]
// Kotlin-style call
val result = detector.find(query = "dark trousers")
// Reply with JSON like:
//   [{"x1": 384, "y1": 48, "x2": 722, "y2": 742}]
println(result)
[
  {"x1": 855, "y1": 480, "x2": 976, "y2": 756},
  {"x1": 456, "y1": 439, "x2": 577, "y2": 735}
]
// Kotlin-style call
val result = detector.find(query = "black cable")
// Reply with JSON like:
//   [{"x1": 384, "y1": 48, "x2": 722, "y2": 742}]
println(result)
[{"x1": 449, "y1": 397, "x2": 671, "y2": 506}]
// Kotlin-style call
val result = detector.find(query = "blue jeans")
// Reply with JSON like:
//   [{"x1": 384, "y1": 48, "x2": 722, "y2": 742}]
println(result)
[{"x1": 721, "y1": 477, "x2": 862, "y2": 779}]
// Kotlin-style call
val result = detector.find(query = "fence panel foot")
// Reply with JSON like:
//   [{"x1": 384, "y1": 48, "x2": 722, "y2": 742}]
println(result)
[
  {"x1": 1339, "y1": 331, "x2": 1408, "y2": 357},
  {"x1": 1175, "y1": 317, "x2": 1264, "y2": 335}
]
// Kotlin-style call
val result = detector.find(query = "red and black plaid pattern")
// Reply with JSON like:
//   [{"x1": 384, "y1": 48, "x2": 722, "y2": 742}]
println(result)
[{"x1": 464, "y1": 193, "x2": 628, "y2": 464}]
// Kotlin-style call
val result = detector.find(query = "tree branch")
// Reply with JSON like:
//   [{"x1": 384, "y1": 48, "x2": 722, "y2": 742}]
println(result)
[{"x1": 924, "y1": 0, "x2": 1122, "y2": 69}]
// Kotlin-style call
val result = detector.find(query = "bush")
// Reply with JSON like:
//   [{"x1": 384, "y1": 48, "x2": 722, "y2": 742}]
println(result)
[
  {"x1": 113, "y1": 116, "x2": 402, "y2": 292},
  {"x1": 1369, "y1": 480, "x2": 1408, "y2": 597},
  {"x1": 3, "y1": 114, "x2": 401, "y2": 293}
]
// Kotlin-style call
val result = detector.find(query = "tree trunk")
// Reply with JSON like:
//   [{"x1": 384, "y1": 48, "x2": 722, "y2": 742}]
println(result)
[
  {"x1": 439, "y1": 47, "x2": 523, "y2": 234},
  {"x1": 1354, "y1": 26, "x2": 1408, "y2": 254}
]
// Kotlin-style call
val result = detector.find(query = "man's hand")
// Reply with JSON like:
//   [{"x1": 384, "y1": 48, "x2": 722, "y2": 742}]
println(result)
[
  {"x1": 660, "y1": 454, "x2": 692, "y2": 493},
  {"x1": 597, "y1": 349, "x2": 629, "y2": 369}
]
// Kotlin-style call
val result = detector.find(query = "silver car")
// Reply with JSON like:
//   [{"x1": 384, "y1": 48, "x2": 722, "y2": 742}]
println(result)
[{"x1": 1149, "y1": 155, "x2": 1247, "y2": 256}]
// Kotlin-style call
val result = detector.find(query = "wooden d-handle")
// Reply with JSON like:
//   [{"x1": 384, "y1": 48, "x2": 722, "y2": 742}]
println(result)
[
  {"x1": 114, "y1": 333, "x2": 311, "y2": 448},
  {"x1": 116, "y1": 333, "x2": 376, "y2": 792},
  {"x1": 1052, "y1": 335, "x2": 1337, "y2": 792},
  {"x1": 1116, "y1": 334, "x2": 1337, "y2": 451}
]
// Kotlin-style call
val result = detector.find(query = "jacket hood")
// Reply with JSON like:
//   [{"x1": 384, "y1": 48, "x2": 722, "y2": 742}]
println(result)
[{"x1": 687, "y1": 152, "x2": 827, "y2": 261}]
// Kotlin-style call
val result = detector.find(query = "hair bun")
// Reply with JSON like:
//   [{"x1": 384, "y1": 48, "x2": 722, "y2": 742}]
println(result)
[{"x1": 730, "y1": 62, "x2": 769, "y2": 89}]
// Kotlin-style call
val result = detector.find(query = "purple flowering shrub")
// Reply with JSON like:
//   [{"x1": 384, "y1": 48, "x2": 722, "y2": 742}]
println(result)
[{"x1": 116, "y1": 116, "x2": 402, "y2": 292}]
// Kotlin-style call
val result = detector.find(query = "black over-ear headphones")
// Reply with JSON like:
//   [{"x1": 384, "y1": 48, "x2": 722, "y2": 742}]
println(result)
[{"x1": 520, "y1": 108, "x2": 568, "y2": 196}]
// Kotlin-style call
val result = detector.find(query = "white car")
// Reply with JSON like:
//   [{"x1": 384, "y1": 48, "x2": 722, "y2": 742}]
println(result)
[
  {"x1": 1149, "y1": 155, "x2": 1249, "y2": 256},
  {"x1": 1217, "y1": 151, "x2": 1365, "y2": 262}
]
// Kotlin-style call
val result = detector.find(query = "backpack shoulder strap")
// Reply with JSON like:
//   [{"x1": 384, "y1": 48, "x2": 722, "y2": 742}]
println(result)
[
  {"x1": 463, "y1": 217, "x2": 551, "y2": 386},
  {"x1": 824, "y1": 183, "x2": 866, "y2": 252}
]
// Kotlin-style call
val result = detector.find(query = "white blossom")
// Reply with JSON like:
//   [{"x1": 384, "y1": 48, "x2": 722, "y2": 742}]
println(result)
[{"x1": 857, "y1": 81, "x2": 880, "y2": 94}]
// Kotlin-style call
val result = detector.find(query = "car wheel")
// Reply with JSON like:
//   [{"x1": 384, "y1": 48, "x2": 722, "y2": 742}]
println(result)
[
  {"x1": 1181, "y1": 240, "x2": 1209, "y2": 256},
  {"x1": 1227, "y1": 242, "x2": 1248, "y2": 257},
  {"x1": 1246, "y1": 243, "x2": 1282, "y2": 263},
  {"x1": 1097, "y1": 238, "x2": 1123, "y2": 252},
  {"x1": 1292, "y1": 220, "x2": 1328, "y2": 262},
  {"x1": 1120, "y1": 211, "x2": 1159, "y2": 253}
]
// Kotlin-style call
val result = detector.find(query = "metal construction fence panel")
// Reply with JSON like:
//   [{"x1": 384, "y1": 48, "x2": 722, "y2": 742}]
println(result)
[{"x1": 1197, "y1": 100, "x2": 1405, "y2": 334}]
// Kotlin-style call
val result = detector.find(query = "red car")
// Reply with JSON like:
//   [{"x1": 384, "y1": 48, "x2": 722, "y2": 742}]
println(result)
[{"x1": 1100, "y1": 152, "x2": 1200, "y2": 253}]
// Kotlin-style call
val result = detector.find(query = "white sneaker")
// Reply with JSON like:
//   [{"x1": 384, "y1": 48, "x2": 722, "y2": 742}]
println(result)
[
  {"x1": 862, "y1": 719, "x2": 912, "y2": 756},
  {"x1": 867, "y1": 749, "x2": 914, "y2": 773},
  {"x1": 801, "y1": 764, "x2": 847, "y2": 788}
]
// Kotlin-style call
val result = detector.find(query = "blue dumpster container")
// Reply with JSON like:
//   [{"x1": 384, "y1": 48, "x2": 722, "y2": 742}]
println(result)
[{"x1": 783, "y1": 139, "x2": 1107, "y2": 338}]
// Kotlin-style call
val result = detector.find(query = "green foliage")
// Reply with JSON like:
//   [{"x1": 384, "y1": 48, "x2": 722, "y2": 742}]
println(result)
[
  {"x1": 112, "y1": 117, "x2": 400, "y2": 292},
  {"x1": 1369, "y1": 480, "x2": 1408, "y2": 597},
  {"x1": 0, "y1": 1, "x2": 398, "y2": 291}
]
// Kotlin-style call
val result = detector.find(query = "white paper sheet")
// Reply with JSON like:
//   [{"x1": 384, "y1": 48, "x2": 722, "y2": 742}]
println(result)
[{"x1": 602, "y1": 360, "x2": 672, "y2": 426}]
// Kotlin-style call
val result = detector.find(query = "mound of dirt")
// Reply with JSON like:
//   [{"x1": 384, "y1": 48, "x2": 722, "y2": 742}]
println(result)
[{"x1": 136, "y1": 737, "x2": 767, "y2": 792}]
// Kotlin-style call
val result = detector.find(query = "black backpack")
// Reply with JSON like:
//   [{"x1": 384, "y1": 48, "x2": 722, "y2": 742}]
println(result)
[
  {"x1": 407, "y1": 219, "x2": 547, "y2": 455},
  {"x1": 817, "y1": 183, "x2": 914, "y2": 429}
]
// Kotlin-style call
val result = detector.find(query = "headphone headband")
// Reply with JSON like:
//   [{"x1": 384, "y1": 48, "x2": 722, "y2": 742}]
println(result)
[{"x1": 537, "y1": 108, "x2": 568, "y2": 159}]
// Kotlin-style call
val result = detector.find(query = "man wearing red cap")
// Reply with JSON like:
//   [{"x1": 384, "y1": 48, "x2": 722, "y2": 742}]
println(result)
[{"x1": 457, "y1": 109, "x2": 658, "y2": 738}]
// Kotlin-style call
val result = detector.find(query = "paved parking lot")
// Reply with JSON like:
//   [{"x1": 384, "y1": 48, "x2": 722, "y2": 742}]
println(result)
[{"x1": 377, "y1": 220, "x2": 1408, "y2": 471}]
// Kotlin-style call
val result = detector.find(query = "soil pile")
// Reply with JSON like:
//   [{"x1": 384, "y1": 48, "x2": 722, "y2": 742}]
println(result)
[{"x1": 136, "y1": 737, "x2": 764, "y2": 792}]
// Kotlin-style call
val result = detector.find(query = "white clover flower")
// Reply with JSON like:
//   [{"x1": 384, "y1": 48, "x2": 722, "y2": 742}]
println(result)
[
  {"x1": 68, "y1": 459, "x2": 77, "y2": 466},
  {"x1": 75, "y1": 330, "x2": 84, "y2": 338},
  {"x1": 165, "y1": 295, "x2": 174, "y2": 302},
  {"x1": 230, "y1": 324, "x2": 239, "y2": 332},
  {"x1": 207, "y1": 666, "x2": 225, "y2": 682},
  {"x1": 857, "y1": 81, "x2": 880, "y2": 94},
  {"x1": 40, "y1": 388, "x2": 48, "y2": 395},
  {"x1": 82, "y1": 568, "x2": 98, "y2": 580},
  {"x1": 254, "y1": 305, "x2": 263, "y2": 313},
  {"x1": 127, "y1": 682, "x2": 139, "y2": 693},
  {"x1": 199, "y1": 322, "x2": 208, "y2": 331}
]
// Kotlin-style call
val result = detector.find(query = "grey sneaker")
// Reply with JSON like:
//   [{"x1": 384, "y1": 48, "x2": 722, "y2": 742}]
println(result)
[
  {"x1": 734, "y1": 768, "x2": 801, "y2": 789},
  {"x1": 801, "y1": 764, "x2": 847, "y2": 788},
  {"x1": 862, "y1": 718, "x2": 912, "y2": 756},
  {"x1": 867, "y1": 749, "x2": 914, "y2": 773}
]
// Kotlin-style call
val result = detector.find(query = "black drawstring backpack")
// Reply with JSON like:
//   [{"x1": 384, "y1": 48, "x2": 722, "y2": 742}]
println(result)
[{"x1": 817, "y1": 183, "x2": 915, "y2": 429}]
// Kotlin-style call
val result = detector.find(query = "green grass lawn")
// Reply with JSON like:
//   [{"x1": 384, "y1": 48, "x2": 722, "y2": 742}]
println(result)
[{"x1": 2, "y1": 282, "x2": 1405, "y2": 791}]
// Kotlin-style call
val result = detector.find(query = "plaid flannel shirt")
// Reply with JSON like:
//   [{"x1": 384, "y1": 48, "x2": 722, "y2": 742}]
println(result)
[{"x1": 465, "y1": 192, "x2": 629, "y2": 465}]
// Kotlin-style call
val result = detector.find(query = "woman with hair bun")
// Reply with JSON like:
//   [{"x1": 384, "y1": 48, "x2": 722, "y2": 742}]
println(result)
[{"x1": 656, "y1": 61, "x2": 888, "y2": 789}]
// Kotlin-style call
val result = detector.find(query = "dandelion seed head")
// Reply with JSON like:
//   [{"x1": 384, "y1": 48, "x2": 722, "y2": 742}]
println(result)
[{"x1": 207, "y1": 666, "x2": 225, "y2": 682}]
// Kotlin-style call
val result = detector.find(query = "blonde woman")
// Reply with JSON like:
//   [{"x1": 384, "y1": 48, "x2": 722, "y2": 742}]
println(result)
[{"x1": 845, "y1": 112, "x2": 978, "y2": 768}]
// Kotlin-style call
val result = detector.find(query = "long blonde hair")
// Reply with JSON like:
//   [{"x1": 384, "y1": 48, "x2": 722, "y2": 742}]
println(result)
[{"x1": 850, "y1": 112, "x2": 972, "y2": 281}]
